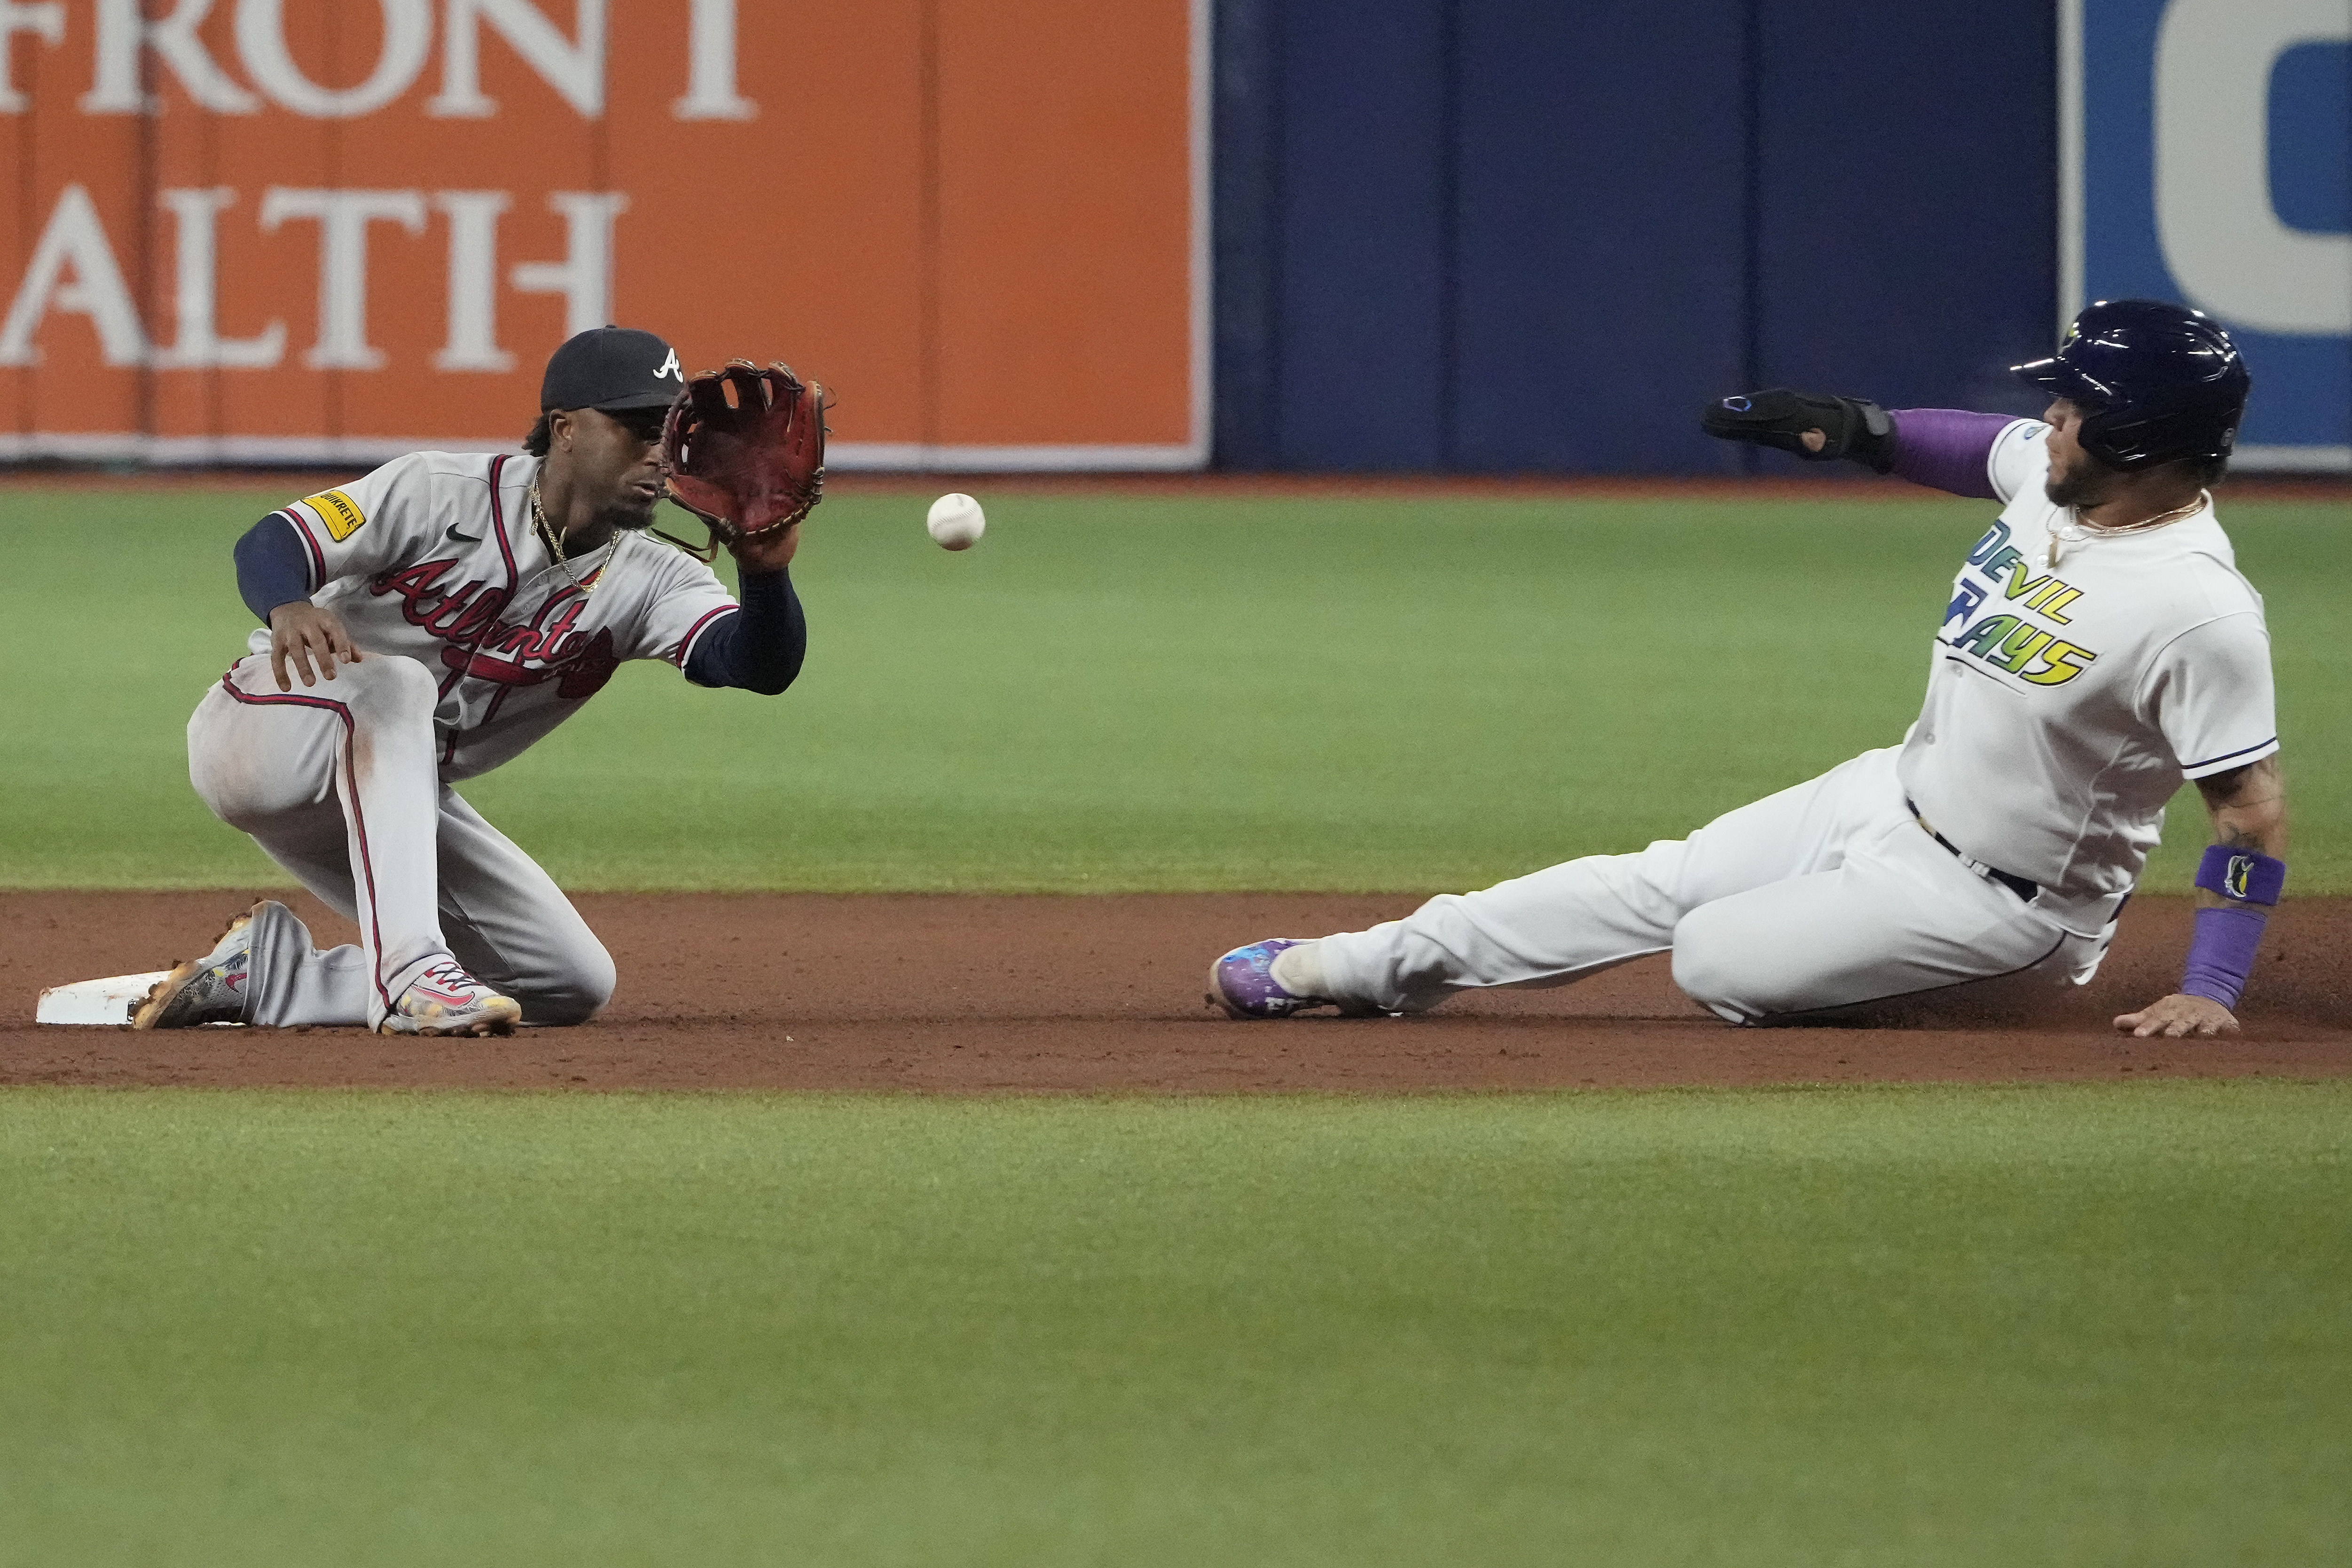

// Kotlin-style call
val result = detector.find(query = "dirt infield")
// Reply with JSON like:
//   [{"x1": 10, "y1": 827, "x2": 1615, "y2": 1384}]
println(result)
[{"x1": 6, "y1": 892, "x2": 2346, "y2": 1091}]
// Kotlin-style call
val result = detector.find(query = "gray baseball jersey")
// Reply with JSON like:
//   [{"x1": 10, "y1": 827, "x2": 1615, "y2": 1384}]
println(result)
[{"x1": 257, "y1": 451, "x2": 739, "y2": 780}]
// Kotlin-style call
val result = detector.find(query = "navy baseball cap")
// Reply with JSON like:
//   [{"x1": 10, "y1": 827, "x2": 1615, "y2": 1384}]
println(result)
[{"x1": 540, "y1": 326, "x2": 685, "y2": 412}]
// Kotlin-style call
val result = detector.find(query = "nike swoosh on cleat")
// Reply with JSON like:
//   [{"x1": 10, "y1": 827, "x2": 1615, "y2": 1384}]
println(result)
[{"x1": 446, "y1": 525, "x2": 483, "y2": 543}]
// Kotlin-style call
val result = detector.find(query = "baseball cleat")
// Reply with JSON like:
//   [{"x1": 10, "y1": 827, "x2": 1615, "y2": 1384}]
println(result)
[
  {"x1": 380, "y1": 959, "x2": 522, "y2": 1037},
  {"x1": 132, "y1": 907, "x2": 259, "y2": 1028},
  {"x1": 1207, "y1": 938, "x2": 1334, "y2": 1019}
]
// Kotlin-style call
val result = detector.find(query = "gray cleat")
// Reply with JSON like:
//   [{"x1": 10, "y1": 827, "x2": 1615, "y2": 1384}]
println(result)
[{"x1": 132, "y1": 907, "x2": 257, "y2": 1029}]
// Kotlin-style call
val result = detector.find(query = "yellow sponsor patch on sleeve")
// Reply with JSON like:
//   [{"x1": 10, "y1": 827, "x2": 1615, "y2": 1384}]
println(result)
[{"x1": 304, "y1": 488, "x2": 368, "y2": 542}]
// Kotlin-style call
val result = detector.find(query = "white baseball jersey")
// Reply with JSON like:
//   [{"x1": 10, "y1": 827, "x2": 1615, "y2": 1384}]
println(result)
[
  {"x1": 254, "y1": 452, "x2": 739, "y2": 781},
  {"x1": 1896, "y1": 420, "x2": 2278, "y2": 933}
]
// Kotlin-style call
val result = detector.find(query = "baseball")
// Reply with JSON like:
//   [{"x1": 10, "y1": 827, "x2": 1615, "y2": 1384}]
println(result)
[{"x1": 926, "y1": 492, "x2": 986, "y2": 550}]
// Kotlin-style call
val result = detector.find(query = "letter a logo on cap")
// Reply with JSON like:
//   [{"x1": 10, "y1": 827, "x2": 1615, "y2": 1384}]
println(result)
[{"x1": 655, "y1": 349, "x2": 682, "y2": 382}]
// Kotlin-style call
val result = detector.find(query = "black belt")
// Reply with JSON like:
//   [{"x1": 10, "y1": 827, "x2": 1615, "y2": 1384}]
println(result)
[{"x1": 1905, "y1": 797, "x2": 2039, "y2": 902}]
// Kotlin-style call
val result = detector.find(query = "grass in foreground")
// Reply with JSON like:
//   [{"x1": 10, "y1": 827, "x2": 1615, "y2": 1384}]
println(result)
[
  {"x1": 2, "y1": 486, "x2": 2345, "y2": 890},
  {"x1": 1, "y1": 1081, "x2": 2346, "y2": 1567}
]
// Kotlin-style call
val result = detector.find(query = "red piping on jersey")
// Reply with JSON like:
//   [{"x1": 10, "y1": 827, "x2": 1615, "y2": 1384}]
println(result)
[
  {"x1": 281, "y1": 506, "x2": 327, "y2": 588},
  {"x1": 439, "y1": 454, "x2": 521, "y2": 768},
  {"x1": 673, "y1": 604, "x2": 736, "y2": 669},
  {"x1": 216, "y1": 673, "x2": 399, "y2": 1015},
  {"x1": 486, "y1": 454, "x2": 517, "y2": 580}
]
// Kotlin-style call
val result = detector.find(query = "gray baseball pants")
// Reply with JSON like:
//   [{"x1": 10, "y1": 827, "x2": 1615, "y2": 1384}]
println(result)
[{"x1": 186, "y1": 651, "x2": 614, "y2": 1030}]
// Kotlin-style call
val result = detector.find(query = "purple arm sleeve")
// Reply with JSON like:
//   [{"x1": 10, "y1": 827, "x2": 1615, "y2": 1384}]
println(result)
[
  {"x1": 2180, "y1": 906, "x2": 2267, "y2": 1011},
  {"x1": 1886, "y1": 409, "x2": 2017, "y2": 500},
  {"x1": 233, "y1": 513, "x2": 314, "y2": 624}
]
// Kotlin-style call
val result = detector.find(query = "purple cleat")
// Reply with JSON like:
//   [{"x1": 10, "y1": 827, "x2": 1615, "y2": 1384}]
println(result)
[{"x1": 1207, "y1": 938, "x2": 1330, "y2": 1019}]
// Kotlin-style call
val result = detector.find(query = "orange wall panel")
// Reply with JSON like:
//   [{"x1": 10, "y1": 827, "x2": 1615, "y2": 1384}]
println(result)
[
  {"x1": 0, "y1": 0, "x2": 1200, "y2": 468},
  {"x1": 936, "y1": 0, "x2": 1195, "y2": 449}
]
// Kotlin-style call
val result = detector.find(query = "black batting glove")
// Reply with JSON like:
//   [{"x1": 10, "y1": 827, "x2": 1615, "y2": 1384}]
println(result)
[{"x1": 1702, "y1": 388, "x2": 1897, "y2": 472}]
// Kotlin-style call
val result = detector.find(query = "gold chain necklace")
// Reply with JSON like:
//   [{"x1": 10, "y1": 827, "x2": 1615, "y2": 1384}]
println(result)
[
  {"x1": 528, "y1": 476, "x2": 619, "y2": 594},
  {"x1": 2046, "y1": 489, "x2": 2209, "y2": 568}
]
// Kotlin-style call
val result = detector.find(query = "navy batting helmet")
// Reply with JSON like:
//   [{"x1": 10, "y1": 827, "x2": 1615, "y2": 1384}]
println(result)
[{"x1": 2011, "y1": 300, "x2": 2250, "y2": 471}]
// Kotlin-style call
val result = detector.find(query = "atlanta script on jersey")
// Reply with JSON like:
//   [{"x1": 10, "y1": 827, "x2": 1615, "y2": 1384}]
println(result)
[
  {"x1": 254, "y1": 452, "x2": 739, "y2": 780},
  {"x1": 1897, "y1": 421, "x2": 2277, "y2": 935}
]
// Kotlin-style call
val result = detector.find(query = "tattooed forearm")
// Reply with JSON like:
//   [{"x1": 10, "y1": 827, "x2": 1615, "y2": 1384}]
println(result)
[
  {"x1": 2195, "y1": 754, "x2": 2282, "y2": 814},
  {"x1": 2191, "y1": 754, "x2": 2287, "y2": 908}
]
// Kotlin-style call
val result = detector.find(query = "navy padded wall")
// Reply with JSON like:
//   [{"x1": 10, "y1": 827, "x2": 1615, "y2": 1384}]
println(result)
[
  {"x1": 1269, "y1": 0, "x2": 1451, "y2": 468},
  {"x1": 1207, "y1": 0, "x2": 2062, "y2": 471},
  {"x1": 1213, "y1": 0, "x2": 1285, "y2": 469},
  {"x1": 1752, "y1": 3, "x2": 2059, "y2": 430},
  {"x1": 1451, "y1": 0, "x2": 1749, "y2": 472}
]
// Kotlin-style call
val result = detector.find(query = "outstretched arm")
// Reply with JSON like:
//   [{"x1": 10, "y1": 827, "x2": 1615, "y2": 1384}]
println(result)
[
  {"x1": 2114, "y1": 755, "x2": 2288, "y2": 1038},
  {"x1": 1877, "y1": 409, "x2": 2018, "y2": 499},
  {"x1": 1702, "y1": 389, "x2": 2021, "y2": 499},
  {"x1": 683, "y1": 564, "x2": 807, "y2": 696}
]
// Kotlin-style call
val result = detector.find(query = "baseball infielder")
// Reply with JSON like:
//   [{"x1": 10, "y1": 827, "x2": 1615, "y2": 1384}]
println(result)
[
  {"x1": 1211, "y1": 300, "x2": 2286, "y2": 1038},
  {"x1": 135, "y1": 327, "x2": 815, "y2": 1035}
]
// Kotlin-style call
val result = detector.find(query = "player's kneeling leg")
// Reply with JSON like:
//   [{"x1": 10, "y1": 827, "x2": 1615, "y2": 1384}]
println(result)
[
  {"x1": 439, "y1": 915, "x2": 613, "y2": 1026},
  {"x1": 511, "y1": 937, "x2": 616, "y2": 1027},
  {"x1": 435, "y1": 793, "x2": 619, "y2": 1027}
]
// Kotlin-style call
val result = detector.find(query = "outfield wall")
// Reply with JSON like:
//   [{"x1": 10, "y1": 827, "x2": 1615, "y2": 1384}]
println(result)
[
  {"x1": 1213, "y1": 0, "x2": 2065, "y2": 474},
  {"x1": 1215, "y1": 0, "x2": 2349, "y2": 474},
  {"x1": 0, "y1": 0, "x2": 1207, "y2": 470},
  {"x1": 2, "y1": 2, "x2": 2341, "y2": 475}
]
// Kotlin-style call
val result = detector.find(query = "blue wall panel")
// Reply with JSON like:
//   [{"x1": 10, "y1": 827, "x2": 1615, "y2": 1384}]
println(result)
[
  {"x1": 1270, "y1": 0, "x2": 1451, "y2": 468},
  {"x1": 1213, "y1": 0, "x2": 1286, "y2": 470},
  {"x1": 1452, "y1": 0, "x2": 1748, "y2": 472},
  {"x1": 1752, "y1": 3, "x2": 2059, "y2": 430},
  {"x1": 1210, "y1": 0, "x2": 2064, "y2": 472}
]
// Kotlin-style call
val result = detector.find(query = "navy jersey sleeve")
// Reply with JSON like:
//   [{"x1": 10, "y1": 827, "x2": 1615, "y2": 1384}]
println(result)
[
  {"x1": 233, "y1": 513, "x2": 316, "y2": 623},
  {"x1": 683, "y1": 569, "x2": 807, "y2": 695}
]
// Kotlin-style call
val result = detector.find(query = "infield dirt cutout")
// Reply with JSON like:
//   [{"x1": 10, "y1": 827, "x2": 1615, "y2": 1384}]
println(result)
[{"x1": 6, "y1": 892, "x2": 2346, "y2": 1090}]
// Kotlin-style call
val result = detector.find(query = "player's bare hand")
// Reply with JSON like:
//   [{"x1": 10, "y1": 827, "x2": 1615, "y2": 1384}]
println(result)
[
  {"x1": 1800, "y1": 428, "x2": 1827, "y2": 454},
  {"x1": 728, "y1": 521, "x2": 800, "y2": 575},
  {"x1": 268, "y1": 602, "x2": 363, "y2": 690},
  {"x1": 2113, "y1": 993, "x2": 2239, "y2": 1039}
]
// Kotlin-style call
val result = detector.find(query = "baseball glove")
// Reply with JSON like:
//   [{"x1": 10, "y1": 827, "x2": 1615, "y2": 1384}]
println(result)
[
  {"x1": 1701, "y1": 387, "x2": 1897, "y2": 471},
  {"x1": 661, "y1": 360, "x2": 828, "y2": 545}
]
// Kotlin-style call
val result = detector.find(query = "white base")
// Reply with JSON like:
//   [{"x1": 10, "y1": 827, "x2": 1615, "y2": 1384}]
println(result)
[{"x1": 37, "y1": 972, "x2": 172, "y2": 1026}]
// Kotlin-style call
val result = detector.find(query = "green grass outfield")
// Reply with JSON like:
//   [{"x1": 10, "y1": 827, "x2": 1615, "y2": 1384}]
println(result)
[
  {"x1": 1, "y1": 1082, "x2": 2345, "y2": 1568},
  {"x1": 2, "y1": 485, "x2": 2344, "y2": 892}
]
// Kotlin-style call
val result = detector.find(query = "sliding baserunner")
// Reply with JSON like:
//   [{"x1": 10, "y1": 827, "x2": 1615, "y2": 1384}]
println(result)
[
  {"x1": 137, "y1": 328, "x2": 823, "y2": 1036},
  {"x1": 1210, "y1": 300, "x2": 2286, "y2": 1038}
]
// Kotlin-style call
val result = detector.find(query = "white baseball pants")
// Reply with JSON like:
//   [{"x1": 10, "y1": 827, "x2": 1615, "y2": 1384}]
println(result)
[
  {"x1": 186, "y1": 652, "x2": 614, "y2": 1030},
  {"x1": 1315, "y1": 747, "x2": 2105, "y2": 1023}
]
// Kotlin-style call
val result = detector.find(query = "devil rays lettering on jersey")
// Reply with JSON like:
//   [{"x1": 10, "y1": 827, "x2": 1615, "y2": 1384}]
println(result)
[
  {"x1": 257, "y1": 451, "x2": 739, "y2": 780},
  {"x1": 1895, "y1": 420, "x2": 2278, "y2": 936}
]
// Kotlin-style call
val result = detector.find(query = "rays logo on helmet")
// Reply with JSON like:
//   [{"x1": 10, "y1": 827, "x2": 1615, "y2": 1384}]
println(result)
[{"x1": 1722, "y1": 396, "x2": 1751, "y2": 411}]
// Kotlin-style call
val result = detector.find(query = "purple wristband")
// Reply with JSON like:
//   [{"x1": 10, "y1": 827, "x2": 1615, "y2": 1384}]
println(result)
[
  {"x1": 2193, "y1": 844, "x2": 2286, "y2": 905},
  {"x1": 2180, "y1": 905, "x2": 2267, "y2": 1010},
  {"x1": 1887, "y1": 409, "x2": 2015, "y2": 500}
]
